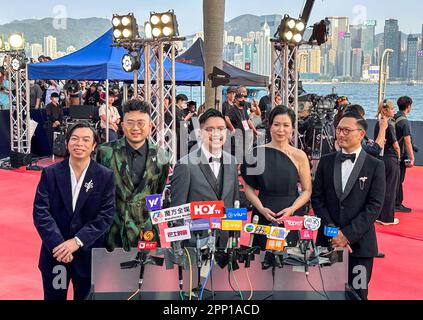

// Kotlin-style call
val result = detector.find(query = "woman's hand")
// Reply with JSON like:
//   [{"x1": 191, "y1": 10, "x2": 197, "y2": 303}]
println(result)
[
  {"x1": 276, "y1": 207, "x2": 295, "y2": 223},
  {"x1": 260, "y1": 207, "x2": 278, "y2": 222}
]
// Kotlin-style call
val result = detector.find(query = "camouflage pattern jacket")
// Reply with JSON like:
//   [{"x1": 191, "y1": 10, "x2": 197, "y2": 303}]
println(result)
[{"x1": 96, "y1": 138, "x2": 170, "y2": 251}]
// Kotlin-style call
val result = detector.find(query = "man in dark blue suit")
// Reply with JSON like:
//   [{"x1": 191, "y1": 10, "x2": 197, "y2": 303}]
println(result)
[{"x1": 33, "y1": 122, "x2": 115, "y2": 300}]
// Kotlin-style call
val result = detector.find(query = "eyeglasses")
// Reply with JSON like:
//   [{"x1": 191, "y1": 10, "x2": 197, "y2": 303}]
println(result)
[
  {"x1": 125, "y1": 120, "x2": 147, "y2": 128},
  {"x1": 336, "y1": 127, "x2": 363, "y2": 136}
]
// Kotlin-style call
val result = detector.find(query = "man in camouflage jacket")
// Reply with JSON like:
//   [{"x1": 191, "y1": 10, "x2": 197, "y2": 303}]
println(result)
[{"x1": 96, "y1": 99, "x2": 169, "y2": 250}]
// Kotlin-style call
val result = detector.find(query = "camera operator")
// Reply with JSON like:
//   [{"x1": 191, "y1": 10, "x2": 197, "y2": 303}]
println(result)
[
  {"x1": 64, "y1": 80, "x2": 81, "y2": 106},
  {"x1": 334, "y1": 96, "x2": 350, "y2": 129}
]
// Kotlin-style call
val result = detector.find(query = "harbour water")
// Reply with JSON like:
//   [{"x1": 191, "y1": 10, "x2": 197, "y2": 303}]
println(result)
[{"x1": 179, "y1": 83, "x2": 423, "y2": 121}]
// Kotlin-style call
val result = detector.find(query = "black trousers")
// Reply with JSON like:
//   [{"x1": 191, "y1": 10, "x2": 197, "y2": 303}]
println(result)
[
  {"x1": 379, "y1": 157, "x2": 400, "y2": 223},
  {"x1": 396, "y1": 160, "x2": 407, "y2": 207},
  {"x1": 348, "y1": 256, "x2": 374, "y2": 300},
  {"x1": 41, "y1": 265, "x2": 91, "y2": 301}
]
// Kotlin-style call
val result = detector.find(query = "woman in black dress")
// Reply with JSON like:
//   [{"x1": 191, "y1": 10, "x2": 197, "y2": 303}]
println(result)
[
  {"x1": 374, "y1": 99, "x2": 401, "y2": 225},
  {"x1": 241, "y1": 106, "x2": 312, "y2": 249}
]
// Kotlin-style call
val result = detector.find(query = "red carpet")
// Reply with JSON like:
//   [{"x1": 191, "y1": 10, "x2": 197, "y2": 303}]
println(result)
[{"x1": 1, "y1": 166, "x2": 423, "y2": 300}]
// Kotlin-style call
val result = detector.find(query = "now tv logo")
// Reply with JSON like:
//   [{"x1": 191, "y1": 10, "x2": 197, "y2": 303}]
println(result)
[
  {"x1": 190, "y1": 201, "x2": 225, "y2": 220},
  {"x1": 282, "y1": 216, "x2": 305, "y2": 231}
]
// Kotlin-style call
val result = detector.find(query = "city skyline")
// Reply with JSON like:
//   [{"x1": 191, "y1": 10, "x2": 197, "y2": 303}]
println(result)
[{"x1": 1, "y1": 0, "x2": 423, "y2": 36}]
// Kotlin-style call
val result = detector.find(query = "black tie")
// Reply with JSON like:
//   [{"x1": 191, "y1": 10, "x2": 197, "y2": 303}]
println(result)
[
  {"x1": 209, "y1": 157, "x2": 221, "y2": 163},
  {"x1": 340, "y1": 153, "x2": 356, "y2": 163}
]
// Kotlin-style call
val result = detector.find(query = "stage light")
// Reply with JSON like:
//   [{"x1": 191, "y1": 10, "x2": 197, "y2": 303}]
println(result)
[
  {"x1": 163, "y1": 27, "x2": 173, "y2": 37},
  {"x1": 144, "y1": 22, "x2": 153, "y2": 39},
  {"x1": 122, "y1": 29, "x2": 132, "y2": 38},
  {"x1": 11, "y1": 54, "x2": 28, "y2": 71},
  {"x1": 293, "y1": 33, "x2": 303, "y2": 44},
  {"x1": 150, "y1": 15, "x2": 160, "y2": 26},
  {"x1": 296, "y1": 21, "x2": 305, "y2": 32},
  {"x1": 122, "y1": 16, "x2": 131, "y2": 27},
  {"x1": 276, "y1": 15, "x2": 306, "y2": 46},
  {"x1": 112, "y1": 17, "x2": 121, "y2": 27},
  {"x1": 161, "y1": 14, "x2": 171, "y2": 24},
  {"x1": 149, "y1": 10, "x2": 179, "y2": 39},
  {"x1": 112, "y1": 13, "x2": 138, "y2": 42},
  {"x1": 8, "y1": 33, "x2": 25, "y2": 50},
  {"x1": 152, "y1": 28, "x2": 161, "y2": 38},
  {"x1": 121, "y1": 53, "x2": 140, "y2": 72}
]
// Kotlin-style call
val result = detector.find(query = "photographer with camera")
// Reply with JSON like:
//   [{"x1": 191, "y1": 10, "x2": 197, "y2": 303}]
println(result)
[
  {"x1": 394, "y1": 96, "x2": 415, "y2": 213},
  {"x1": 64, "y1": 80, "x2": 81, "y2": 106}
]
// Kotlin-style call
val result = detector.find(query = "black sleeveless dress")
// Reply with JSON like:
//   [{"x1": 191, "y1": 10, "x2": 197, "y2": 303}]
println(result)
[{"x1": 241, "y1": 147, "x2": 301, "y2": 249}]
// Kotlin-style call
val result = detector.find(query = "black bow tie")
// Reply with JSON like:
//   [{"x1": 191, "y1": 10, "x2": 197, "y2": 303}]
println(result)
[
  {"x1": 209, "y1": 157, "x2": 221, "y2": 163},
  {"x1": 340, "y1": 153, "x2": 356, "y2": 163}
]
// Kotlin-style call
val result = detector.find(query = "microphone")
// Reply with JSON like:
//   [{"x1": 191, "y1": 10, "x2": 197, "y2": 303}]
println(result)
[
  {"x1": 233, "y1": 201, "x2": 240, "y2": 249},
  {"x1": 248, "y1": 215, "x2": 260, "y2": 247},
  {"x1": 324, "y1": 224, "x2": 339, "y2": 252},
  {"x1": 169, "y1": 221, "x2": 184, "y2": 290}
]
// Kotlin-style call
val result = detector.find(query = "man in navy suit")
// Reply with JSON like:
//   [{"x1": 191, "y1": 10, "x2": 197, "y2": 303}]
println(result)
[
  {"x1": 33, "y1": 122, "x2": 115, "y2": 300},
  {"x1": 312, "y1": 112, "x2": 386, "y2": 300}
]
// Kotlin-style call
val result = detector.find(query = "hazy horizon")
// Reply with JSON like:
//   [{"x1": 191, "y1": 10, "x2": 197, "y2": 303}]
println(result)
[{"x1": 0, "y1": 0, "x2": 422, "y2": 36}]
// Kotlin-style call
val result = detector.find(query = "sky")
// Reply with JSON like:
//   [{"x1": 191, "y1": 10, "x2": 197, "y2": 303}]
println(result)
[{"x1": 0, "y1": 0, "x2": 422, "y2": 35}]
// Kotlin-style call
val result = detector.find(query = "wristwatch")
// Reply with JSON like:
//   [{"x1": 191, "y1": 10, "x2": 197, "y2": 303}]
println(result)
[{"x1": 75, "y1": 237, "x2": 84, "y2": 248}]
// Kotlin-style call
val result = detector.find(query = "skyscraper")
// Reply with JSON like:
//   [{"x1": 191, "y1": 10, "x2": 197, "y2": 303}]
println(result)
[
  {"x1": 351, "y1": 48, "x2": 363, "y2": 81},
  {"x1": 43, "y1": 36, "x2": 57, "y2": 58},
  {"x1": 384, "y1": 19, "x2": 401, "y2": 79},
  {"x1": 327, "y1": 17, "x2": 349, "y2": 52},
  {"x1": 338, "y1": 32, "x2": 352, "y2": 77},
  {"x1": 260, "y1": 15, "x2": 282, "y2": 38},
  {"x1": 257, "y1": 21, "x2": 271, "y2": 76},
  {"x1": 406, "y1": 35, "x2": 419, "y2": 80},
  {"x1": 309, "y1": 47, "x2": 321, "y2": 74},
  {"x1": 30, "y1": 43, "x2": 43, "y2": 60}
]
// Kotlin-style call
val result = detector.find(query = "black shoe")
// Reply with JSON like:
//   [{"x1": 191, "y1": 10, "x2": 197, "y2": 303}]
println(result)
[
  {"x1": 376, "y1": 252, "x2": 385, "y2": 258},
  {"x1": 395, "y1": 204, "x2": 412, "y2": 213}
]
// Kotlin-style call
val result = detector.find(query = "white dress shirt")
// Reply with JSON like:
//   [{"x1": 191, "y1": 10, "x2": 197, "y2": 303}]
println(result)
[
  {"x1": 341, "y1": 146, "x2": 362, "y2": 192},
  {"x1": 201, "y1": 145, "x2": 222, "y2": 179},
  {"x1": 69, "y1": 162, "x2": 90, "y2": 212}
]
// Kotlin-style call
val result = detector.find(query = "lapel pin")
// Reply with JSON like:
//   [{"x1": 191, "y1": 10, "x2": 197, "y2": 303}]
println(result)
[
  {"x1": 359, "y1": 177, "x2": 368, "y2": 190},
  {"x1": 85, "y1": 180, "x2": 94, "y2": 193}
]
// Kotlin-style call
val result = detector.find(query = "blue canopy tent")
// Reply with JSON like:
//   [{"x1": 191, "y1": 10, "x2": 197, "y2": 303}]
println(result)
[{"x1": 28, "y1": 29, "x2": 204, "y2": 83}]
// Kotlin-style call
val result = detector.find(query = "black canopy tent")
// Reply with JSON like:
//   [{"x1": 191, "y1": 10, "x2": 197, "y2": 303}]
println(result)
[{"x1": 177, "y1": 38, "x2": 269, "y2": 87}]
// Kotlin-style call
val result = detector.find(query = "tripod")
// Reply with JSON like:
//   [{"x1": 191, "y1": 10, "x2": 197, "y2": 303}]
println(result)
[{"x1": 309, "y1": 115, "x2": 335, "y2": 178}]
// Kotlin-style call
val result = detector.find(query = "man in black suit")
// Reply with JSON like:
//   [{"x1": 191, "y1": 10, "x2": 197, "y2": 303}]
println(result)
[
  {"x1": 312, "y1": 112, "x2": 386, "y2": 300},
  {"x1": 33, "y1": 122, "x2": 115, "y2": 300}
]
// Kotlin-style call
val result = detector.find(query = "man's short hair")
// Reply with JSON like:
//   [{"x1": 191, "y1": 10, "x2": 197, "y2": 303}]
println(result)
[
  {"x1": 50, "y1": 92, "x2": 59, "y2": 98},
  {"x1": 397, "y1": 96, "x2": 413, "y2": 111},
  {"x1": 123, "y1": 99, "x2": 151, "y2": 116},
  {"x1": 341, "y1": 111, "x2": 368, "y2": 131},
  {"x1": 65, "y1": 121, "x2": 99, "y2": 145},
  {"x1": 176, "y1": 94, "x2": 188, "y2": 103},
  {"x1": 227, "y1": 87, "x2": 237, "y2": 94},
  {"x1": 345, "y1": 104, "x2": 365, "y2": 117},
  {"x1": 199, "y1": 108, "x2": 225, "y2": 126}
]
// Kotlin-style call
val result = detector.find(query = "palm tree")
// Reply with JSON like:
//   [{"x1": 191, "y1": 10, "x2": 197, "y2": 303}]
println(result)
[{"x1": 203, "y1": 0, "x2": 225, "y2": 110}]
